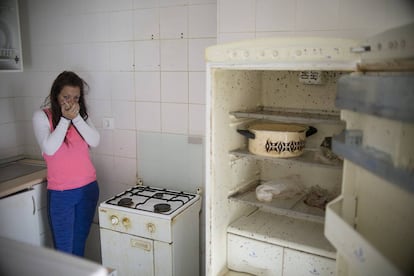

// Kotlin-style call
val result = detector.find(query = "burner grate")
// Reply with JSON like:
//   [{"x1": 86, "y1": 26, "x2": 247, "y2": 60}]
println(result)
[{"x1": 105, "y1": 186, "x2": 197, "y2": 215}]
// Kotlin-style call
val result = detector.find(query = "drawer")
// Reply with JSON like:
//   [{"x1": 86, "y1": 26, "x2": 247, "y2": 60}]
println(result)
[
  {"x1": 283, "y1": 248, "x2": 335, "y2": 276},
  {"x1": 228, "y1": 233, "x2": 283, "y2": 276}
]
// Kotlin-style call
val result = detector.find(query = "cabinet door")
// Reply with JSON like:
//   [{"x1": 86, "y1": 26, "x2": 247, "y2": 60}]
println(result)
[
  {"x1": 100, "y1": 228, "x2": 154, "y2": 276},
  {"x1": 33, "y1": 182, "x2": 52, "y2": 247},
  {"x1": 228, "y1": 233, "x2": 283, "y2": 276},
  {"x1": 0, "y1": 188, "x2": 40, "y2": 245},
  {"x1": 32, "y1": 182, "x2": 47, "y2": 209},
  {"x1": 0, "y1": 0, "x2": 23, "y2": 71},
  {"x1": 283, "y1": 248, "x2": 335, "y2": 276}
]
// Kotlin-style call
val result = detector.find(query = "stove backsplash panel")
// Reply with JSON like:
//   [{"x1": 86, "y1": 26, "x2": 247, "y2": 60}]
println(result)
[{"x1": 137, "y1": 131, "x2": 204, "y2": 194}]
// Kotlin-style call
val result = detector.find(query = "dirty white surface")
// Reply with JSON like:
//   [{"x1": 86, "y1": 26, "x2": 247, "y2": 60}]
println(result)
[
  {"x1": 326, "y1": 110, "x2": 414, "y2": 275},
  {"x1": 228, "y1": 210, "x2": 336, "y2": 259},
  {"x1": 205, "y1": 38, "x2": 356, "y2": 275},
  {"x1": 206, "y1": 67, "x2": 347, "y2": 276}
]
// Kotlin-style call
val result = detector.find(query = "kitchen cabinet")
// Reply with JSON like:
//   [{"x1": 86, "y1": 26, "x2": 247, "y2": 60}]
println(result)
[
  {"x1": 0, "y1": 158, "x2": 51, "y2": 247},
  {"x1": 0, "y1": 187, "x2": 40, "y2": 244},
  {"x1": 0, "y1": 182, "x2": 51, "y2": 246},
  {"x1": 0, "y1": 0, "x2": 23, "y2": 71},
  {"x1": 33, "y1": 181, "x2": 52, "y2": 246}
]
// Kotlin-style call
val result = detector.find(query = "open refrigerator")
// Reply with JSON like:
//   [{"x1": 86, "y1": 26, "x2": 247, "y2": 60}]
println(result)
[{"x1": 204, "y1": 23, "x2": 414, "y2": 276}]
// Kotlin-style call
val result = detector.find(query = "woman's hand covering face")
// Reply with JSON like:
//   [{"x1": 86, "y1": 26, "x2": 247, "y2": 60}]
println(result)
[
  {"x1": 58, "y1": 85, "x2": 81, "y2": 120},
  {"x1": 61, "y1": 101, "x2": 80, "y2": 120}
]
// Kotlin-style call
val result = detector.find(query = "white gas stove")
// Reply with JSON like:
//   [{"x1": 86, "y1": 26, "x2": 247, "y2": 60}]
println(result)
[{"x1": 99, "y1": 185, "x2": 201, "y2": 276}]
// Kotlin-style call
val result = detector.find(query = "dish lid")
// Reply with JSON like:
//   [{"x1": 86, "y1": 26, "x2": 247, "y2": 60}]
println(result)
[{"x1": 250, "y1": 122, "x2": 307, "y2": 133}]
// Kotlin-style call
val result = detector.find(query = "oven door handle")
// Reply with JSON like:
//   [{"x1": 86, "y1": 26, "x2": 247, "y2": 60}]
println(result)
[{"x1": 130, "y1": 238, "x2": 152, "y2": 251}]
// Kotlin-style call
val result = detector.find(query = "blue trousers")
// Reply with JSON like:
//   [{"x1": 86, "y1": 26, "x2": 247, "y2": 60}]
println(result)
[{"x1": 48, "y1": 181, "x2": 99, "y2": 256}]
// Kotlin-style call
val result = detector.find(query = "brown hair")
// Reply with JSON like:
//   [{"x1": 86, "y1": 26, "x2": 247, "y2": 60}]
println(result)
[{"x1": 43, "y1": 71, "x2": 89, "y2": 129}]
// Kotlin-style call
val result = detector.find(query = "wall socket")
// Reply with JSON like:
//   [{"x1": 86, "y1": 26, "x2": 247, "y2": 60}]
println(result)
[{"x1": 102, "y1": 117, "x2": 114, "y2": 129}]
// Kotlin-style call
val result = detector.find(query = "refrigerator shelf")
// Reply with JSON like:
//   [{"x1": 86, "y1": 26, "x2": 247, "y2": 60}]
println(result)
[
  {"x1": 230, "y1": 148, "x2": 343, "y2": 169},
  {"x1": 228, "y1": 180, "x2": 327, "y2": 223},
  {"x1": 230, "y1": 107, "x2": 343, "y2": 125},
  {"x1": 332, "y1": 132, "x2": 414, "y2": 193},
  {"x1": 325, "y1": 196, "x2": 403, "y2": 276}
]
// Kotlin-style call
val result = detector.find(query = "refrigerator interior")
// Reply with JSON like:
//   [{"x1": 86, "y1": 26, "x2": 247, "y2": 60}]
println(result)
[
  {"x1": 207, "y1": 67, "x2": 353, "y2": 275},
  {"x1": 205, "y1": 23, "x2": 414, "y2": 276}
]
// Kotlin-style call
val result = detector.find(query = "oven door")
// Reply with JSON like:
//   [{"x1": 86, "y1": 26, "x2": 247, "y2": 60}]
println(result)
[{"x1": 100, "y1": 228, "x2": 154, "y2": 276}]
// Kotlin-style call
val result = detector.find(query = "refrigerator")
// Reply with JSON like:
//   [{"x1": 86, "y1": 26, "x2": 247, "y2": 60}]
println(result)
[{"x1": 204, "y1": 23, "x2": 414, "y2": 276}]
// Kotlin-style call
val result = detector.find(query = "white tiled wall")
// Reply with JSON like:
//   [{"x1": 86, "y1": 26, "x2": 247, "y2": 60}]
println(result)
[
  {"x1": 0, "y1": 0, "x2": 217, "y2": 184},
  {"x1": 0, "y1": 0, "x2": 217, "y2": 266},
  {"x1": 217, "y1": 0, "x2": 414, "y2": 43}
]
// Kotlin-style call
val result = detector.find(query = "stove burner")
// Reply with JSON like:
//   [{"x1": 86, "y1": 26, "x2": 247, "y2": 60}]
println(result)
[
  {"x1": 153, "y1": 193, "x2": 164, "y2": 199},
  {"x1": 105, "y1": 186, "x2": 198, "y2": 215},
  {"x1": 154, "y1": 203, "x2": 171, "y2": 213},
  {"x1": 118, "y1": 198, "x2": 133, "y2": 207}
]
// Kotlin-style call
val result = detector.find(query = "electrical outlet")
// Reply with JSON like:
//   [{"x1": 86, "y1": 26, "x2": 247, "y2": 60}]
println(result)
[{"x1": 102, "y1": 117, "x2": 114, "y2": 129}]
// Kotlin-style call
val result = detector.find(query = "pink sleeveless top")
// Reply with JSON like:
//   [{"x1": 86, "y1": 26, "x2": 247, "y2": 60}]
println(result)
[{"x1": 43, "y1": 109, "x2": 96, "y2": 191}]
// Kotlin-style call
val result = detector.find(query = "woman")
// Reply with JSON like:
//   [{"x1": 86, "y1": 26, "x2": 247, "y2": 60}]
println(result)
[{"x1": 33, "y1": 71, "x2": 100, "y2": 257}]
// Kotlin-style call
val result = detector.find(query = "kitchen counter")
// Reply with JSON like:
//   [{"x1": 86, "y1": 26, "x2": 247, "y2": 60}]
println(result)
[{"x1": 0, "y1": 158, "x2": 46, "y2": 198}]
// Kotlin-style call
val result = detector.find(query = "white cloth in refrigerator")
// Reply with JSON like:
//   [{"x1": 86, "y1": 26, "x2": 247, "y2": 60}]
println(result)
[{"x1": 256, "y1": 175, "x2": 305, "y2": 202}]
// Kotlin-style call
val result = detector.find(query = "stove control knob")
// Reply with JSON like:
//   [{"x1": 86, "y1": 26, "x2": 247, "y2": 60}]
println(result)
[
  {"x1": 147, "y1": 223, "x2": 156, "y2": 233},
  {"x1": 122, "y1": 217, "x2": 130, "y2": 227},
  {"x1": 110, "y1": 215, "x2": 119, "y2": 225}
]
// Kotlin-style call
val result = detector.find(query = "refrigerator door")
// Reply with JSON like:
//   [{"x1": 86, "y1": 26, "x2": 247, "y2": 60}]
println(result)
[
  {"x1": 356, "y1": 22, "x2": 414, "y2": 71},
  {"x1": 325, "y1": 22, "x2": 414, "y2": 276},
  {"x1": 205, "y1": 36, "x2": 360, "y2": 71}
]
